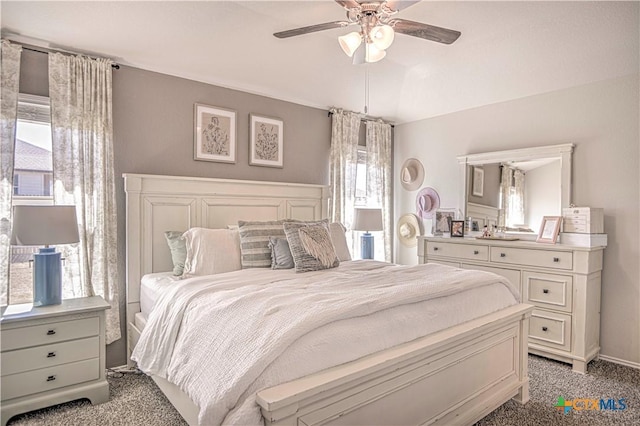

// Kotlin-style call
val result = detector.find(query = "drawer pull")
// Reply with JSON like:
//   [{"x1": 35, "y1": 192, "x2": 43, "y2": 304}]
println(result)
[
  {"x1": 553, "y1": 257, "x2": 560, "y2": 262},
  {"x1": 47, "y1": 351, "x2": 57, "y2": 358},
  {"x1": 46, "y1": 375, "x2": 56, "y2": 382},
  {"x1": 473, "y1": 250, "x2": 479, "y2": 255},
  {"x1": 543, "y1": 289, "x2": 549, "y2": 294},
  {"x1": 46, "y1": 329, "x2": 56, "y2": 336},
  {"x1": 542, "y1": 326, "x2": 548, "y2": 332},
  {"x1": 500, "y1": 253, "x2": 506, "y2": 258},
  {"x1": 433, "y1": 247, "x2": 439, "y2": 251}
]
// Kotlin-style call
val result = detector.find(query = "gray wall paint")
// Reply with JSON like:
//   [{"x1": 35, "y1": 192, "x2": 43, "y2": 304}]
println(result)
[
  {"x1": 394, "y1": 74, "x2": 640, "y2": 366},
  {"x1": 19, "y1": 49, "x2": 331, "y2": 367},
  {"x1": 467, "y1": 163, "x2": 500, "y2": 208}
]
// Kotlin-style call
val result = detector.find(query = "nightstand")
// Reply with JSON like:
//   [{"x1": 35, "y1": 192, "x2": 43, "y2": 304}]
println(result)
[{"x1": 1, "y1": 296, "x2": 110, "y2": 425}]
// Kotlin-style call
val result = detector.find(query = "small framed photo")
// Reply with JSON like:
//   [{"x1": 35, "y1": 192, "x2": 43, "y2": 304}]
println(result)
[
  {"x1": 451, "y1": 220, "x2": 465, "y2": 237},
  {"x1": 433, "y1": 208, "x2": 457, "y2": 236},
  {"x1": 537, "y1": 216, "x2": 562, "y2": 244},
  {"x1": 250, "y1": 114, "x2": 283, "y2": 168},
  {"x1": 194, "y1": 103, "x2": 236, "y2": 163},
  {"x1": 472, "y1": 166, "x2": 484, "y2": 197}
]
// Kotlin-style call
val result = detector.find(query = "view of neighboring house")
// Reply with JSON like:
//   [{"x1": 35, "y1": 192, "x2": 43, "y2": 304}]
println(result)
[{"x1": 13, "y1": 139, "x2": 52, "y2": 197}]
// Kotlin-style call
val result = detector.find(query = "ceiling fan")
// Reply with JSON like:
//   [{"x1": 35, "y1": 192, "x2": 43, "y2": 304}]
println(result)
[{"x1": 274, "y1": 0, "x2": 461, "y2": 64}]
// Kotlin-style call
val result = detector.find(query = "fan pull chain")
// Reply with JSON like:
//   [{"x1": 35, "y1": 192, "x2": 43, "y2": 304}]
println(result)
[{"x1": 364, "y1": 68, "x2": 369, "y2": 114}]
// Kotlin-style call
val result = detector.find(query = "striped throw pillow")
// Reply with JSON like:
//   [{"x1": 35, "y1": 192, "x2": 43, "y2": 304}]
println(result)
[{"x1": 238, "y1": 220, "x2": 290, "y2": 268}]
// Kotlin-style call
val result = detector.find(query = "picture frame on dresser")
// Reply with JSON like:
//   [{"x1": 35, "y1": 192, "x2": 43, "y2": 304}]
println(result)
[
  {"x1": 433, "y1": 208, "x2": 457, "y2": 236},
  {"x1": 451, "y1": 220, "x2": 465, "y2": 237},
  {"x1": 537, "y1": 216, "x2": 562, "y2": 243},
  {"x1": 194, "y1": 103, "x2": 237, "y2": 164}
]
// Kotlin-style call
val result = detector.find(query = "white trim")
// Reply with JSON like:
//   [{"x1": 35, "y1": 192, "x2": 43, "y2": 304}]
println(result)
[{"x1": 598, "y1": 354, "x2": 640, "y2": 370}]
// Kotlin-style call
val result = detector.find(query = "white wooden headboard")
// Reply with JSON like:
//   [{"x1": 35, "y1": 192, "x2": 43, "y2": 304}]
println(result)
[{"x1": 123, "y1": 173, "x2": 329, "y2": 338}]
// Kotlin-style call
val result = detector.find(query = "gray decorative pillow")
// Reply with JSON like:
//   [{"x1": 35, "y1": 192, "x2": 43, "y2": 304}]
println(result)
[
  {"x1": 268, "y1": 237, "x2": 294, "y2": 270},
  {"x1": 238, "y1": 220, "x2": 290, "y2": 268},
  {"x1": 284, "y1": 220, "x2": 339, "y2": 273},
  {"x1": 164, "y1": 231, "x2": 187, "y2": 276}
]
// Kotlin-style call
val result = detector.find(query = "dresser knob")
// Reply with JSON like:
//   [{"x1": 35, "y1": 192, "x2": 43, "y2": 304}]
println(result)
[
  {"x1": 553, "y1": 257, "x2": 560, "y2": 262},
  {"x1": 543, "y1": 289, "x2": 549, "y2": 294},
  {"x1": 433, "y1": 247, "x2": 439, "y2": 251},
  {"x1": 47, "y1": 352, "x2": 56, "y2": 358},
  {"x1": 500, "y1": 253, "x2": 506, "y2": 258},
  {"x1": 473, "y1": 250, "x2": 479, "y2": 255},
  {"x1": 542, "y1": 327, "x2": 548, "y2": 332},
  {"x1": 46, "y1": 329, "x2": 56, "y2": 336},
  {"x1": 46, "y1": 375, "x2": 56, "y2": 382}
]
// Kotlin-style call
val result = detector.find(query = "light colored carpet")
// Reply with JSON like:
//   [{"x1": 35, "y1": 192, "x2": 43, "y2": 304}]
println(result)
[{"x1": 7, "y1": 356, "x2": 639, "y2": 425}]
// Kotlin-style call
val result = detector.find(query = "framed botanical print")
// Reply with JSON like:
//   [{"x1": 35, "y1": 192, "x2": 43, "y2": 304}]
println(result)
[
  {"x1": 472, "y1": 166, "x2": 484, "y2": 197},
  {"x1": 194, "y1": 103, "x2": 236, "y2": 163},
  {"x1": 249, "y1": 114, "x2": 283, "y2": 168}
]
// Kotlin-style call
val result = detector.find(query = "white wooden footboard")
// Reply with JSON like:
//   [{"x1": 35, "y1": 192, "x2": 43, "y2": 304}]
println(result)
[{"x1": 257, "y1": 304, "x2": 532, "y2": 426}]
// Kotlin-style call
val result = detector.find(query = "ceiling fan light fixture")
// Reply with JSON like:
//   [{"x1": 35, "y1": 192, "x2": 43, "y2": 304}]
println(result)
[
  {"x1": 338, "y1": 31, "x2": 362, "y2": 57},
  {"x1": 365, "y1": 43, "x2": 386, "y2": 63},
  {"x1": 370, "y1": 24, "x2": 395, "y2": 50}
]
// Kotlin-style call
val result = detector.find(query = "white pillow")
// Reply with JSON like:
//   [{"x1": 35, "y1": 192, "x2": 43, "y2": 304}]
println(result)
[
  {"x1": 182, "y1": 228, "x2": 242, "y2": 277},
  {"x1": 329, "y1": 222, "x2": 352, "y2": 261}
]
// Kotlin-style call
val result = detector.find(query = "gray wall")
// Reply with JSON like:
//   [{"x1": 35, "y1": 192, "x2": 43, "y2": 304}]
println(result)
[
  {"x1": 466, "y1": 163, "x2": 500, "y2": 208},
  {"x1": 394, "y1": 74, "x2": 640, "y2": 366},
  {"x1": 19, "y1": 49, "x2": 331, "y2": 367}
]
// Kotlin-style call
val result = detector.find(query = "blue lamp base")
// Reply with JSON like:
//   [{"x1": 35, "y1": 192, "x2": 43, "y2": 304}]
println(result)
[
  {"x1": 33, "y1": 247, "x2": 62, "y2": 306},
  {"x1": 360, "y1": 232, "x2": 375, "y2": 260}
]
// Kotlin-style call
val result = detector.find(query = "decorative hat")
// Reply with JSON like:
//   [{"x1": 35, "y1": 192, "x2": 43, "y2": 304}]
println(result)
[
  {"x1": 415, "y1": 187, "x2": 440, "y2": 219},
  {"x1": 397, "y1": 213, "x2": 422, "y2": 248},
  {"x1": 400, "y1": 158, "x2": 425, "y2": 191}
]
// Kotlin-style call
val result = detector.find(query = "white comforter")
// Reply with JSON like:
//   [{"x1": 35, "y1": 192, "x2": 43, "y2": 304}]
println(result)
[{"x1": 132, "y1": 261, "x2": 519, "y2": 425}]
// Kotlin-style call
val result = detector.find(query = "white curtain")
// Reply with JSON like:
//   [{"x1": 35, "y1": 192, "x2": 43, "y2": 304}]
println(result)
[
  {"x1": 329, "y1": 108, "x2": 361, "y2": 255},
  {"x1": 0, "y1": 41, "x2": 22, "y2": 306},
  {"x1": 49, "y1": 53, "x2": 120, "y2": 343},
  {"x1": 365, "y1": 120, "x2": 392, "y2": 262},
  {"x1": 499, "y1": 165, "x2": 525, "y2": 229}
]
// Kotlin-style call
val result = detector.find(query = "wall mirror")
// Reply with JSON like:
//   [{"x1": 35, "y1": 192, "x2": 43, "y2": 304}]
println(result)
[{"x1": 457, "y1": 144, "x2": 573, "y2": 235}]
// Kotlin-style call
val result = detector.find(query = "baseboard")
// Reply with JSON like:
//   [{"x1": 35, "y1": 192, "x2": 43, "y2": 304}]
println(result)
[{"x1": 599, "y1": 354, "x2": 640, "y2": 370}]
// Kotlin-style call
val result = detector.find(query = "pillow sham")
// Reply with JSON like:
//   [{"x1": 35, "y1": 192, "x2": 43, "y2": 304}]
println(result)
[
  {"x1": 164, "y1": 231, "x2": 187, "y2": 276},
  {"x1": 283, "y1": 220, "x2": 339, "y2": 273},
  {"x1": 268, "y1": 237, "x2": 294, "y2": 270},
  {"x1": 328, "y1": 222, "x2": 352, "y2": 262},
  {"x1": 182, "y1": 227, "x2": 242, "y2": 277},
  {"x1": 238, "y1": 220, "x2": 290, "y2": 268}
]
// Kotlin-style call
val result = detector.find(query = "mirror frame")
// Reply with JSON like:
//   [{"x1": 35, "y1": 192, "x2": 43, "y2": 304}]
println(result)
[{"x1": 457, "y1": 143, "x2": 574, "y2": 231}]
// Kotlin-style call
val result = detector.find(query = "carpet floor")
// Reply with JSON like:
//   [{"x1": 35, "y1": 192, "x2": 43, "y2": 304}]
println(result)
[{"x1": 7, "y1": 355, "x2": 639, "y2": 425}]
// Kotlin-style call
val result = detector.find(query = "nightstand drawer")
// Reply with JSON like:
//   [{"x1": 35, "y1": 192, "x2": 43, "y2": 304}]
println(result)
[
  {"x1": 1, "y1": 358, "x2": 100, "y2": 401},
  {"x1": 1, "y1": 317, "x2": 99, "y2": 352},
  {"x1": 426, "y1": 242, "x2": 488, "y2": 261},
  {"x1": 524, "y1": 272, "x2": 573, "y2": 312},
  {"x1": 490, "y1": 247, "x2": 573, "y2": 270},
  {"x1": 529, "y1": 310, "x2": 572, "y2": 352},
  {"x1": 1, "y1": 336, "x2": 99, "y2": 376}
]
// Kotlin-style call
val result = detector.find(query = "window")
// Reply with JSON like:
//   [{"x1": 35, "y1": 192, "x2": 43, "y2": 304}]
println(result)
[{"x1": 10, "y1": 94, "x2": 52, "y2": 304}]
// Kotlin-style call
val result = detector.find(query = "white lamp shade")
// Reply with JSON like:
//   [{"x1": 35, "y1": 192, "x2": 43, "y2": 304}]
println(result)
[
  {"x1": 338, "y1": 31, "x2": 362, "y2": 57},
  {"x1": 353, "y1": 208, "x2": 384, "y2": 232},
  {"x1": 365, "y1": 44, "x2": 386, "y2": 63},
  {"x1": 11, "y1": 205, "x2": 80, "y2": 246},
  {"x1": 370, "y1": 25, "x2": 395, "y2": 50}
]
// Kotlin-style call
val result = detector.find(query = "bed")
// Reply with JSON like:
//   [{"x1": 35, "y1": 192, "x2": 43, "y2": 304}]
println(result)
[{"x1": 124, "y1": 173, "x2": 533, "y2": 426}]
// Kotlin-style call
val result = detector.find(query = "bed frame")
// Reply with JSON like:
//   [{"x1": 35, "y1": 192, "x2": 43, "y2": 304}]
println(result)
[{"x1": 124, "y1": 173, "x2": 533, "y2": 426}]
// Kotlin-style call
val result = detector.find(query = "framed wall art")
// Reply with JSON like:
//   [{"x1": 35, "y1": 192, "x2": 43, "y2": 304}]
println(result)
[
  {"x1": 194, "y1": 103, "x2": 236, "y2": 163},
  {"x1": 250, "y1": 114, "x2": 283, "y2": 168},
  {"x1": 472, "y1": 166, "x2": 484, "y2": 197},
  {"x1": 536, "y1": 216, "x2": 562, "y2": 244}
]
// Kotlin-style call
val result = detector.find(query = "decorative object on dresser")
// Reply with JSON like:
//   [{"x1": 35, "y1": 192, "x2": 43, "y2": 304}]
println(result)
[
  {"x1": 353, "y1": 207, "x2": 383, "y2": 259},
  {"x1": 397, "y1": 213, "x2": 422, "y2": 247},
  {"x1": 418, "y1": 236, "x2": 606, "y2": 373},
  {"x1": 536, "y1": 216, "x2": 562, "y2": 244},
  {"x1": 0, "y1": 296, "x2": 110, "y2": 425},
  {"x1": 10, "y1": 206, "x2": 79, "y2": 306},
  {"x1": 562, "y1": 207, "x2": 604, "y2": 234},
  {"x1": 415, "y1": 187, "x2": 440, "y2": 220},
  {"x1": 433, "y1": 208, "x2": 457, "y2": 236},
  {"x1": 451, "y1": 220, "x2": 465, "y2": 237},
  {"x1": 399, "y1": 158, "x2": 425, "y2": 191},
  {"x1": 249, "y1": 114, "x2": 283, "y2": 168},
  {"x1": 193, "y1": 103, "x2": 237, "y2": 164}
]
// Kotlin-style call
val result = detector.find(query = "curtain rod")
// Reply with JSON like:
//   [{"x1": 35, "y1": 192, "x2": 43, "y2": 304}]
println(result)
[
  {"x1": 327, "y1": 110, "x2": 394, "y2": 128},
  {"x1": 10, "y1": 41, "x2": 120, "y2": 69}
]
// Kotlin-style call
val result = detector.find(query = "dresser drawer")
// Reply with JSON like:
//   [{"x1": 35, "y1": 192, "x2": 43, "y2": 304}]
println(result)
[
  {"x1": 490, "y1": 247, "x2": 573, "y2": 270},
  {"x1": 523, "y1": 272, "x2": 573, "y2": 313},
  {"x1": 1, "y1": 317, "x2": 99, "y2": 352},
  {"x1": 426, "y1": 242, "x2": 488, "y2": 262},
  {"x1": 529, "y1": 310, "x2": 572, "y2": 352},
  {"x1": 1, "y1": 336, "x2": 99, "y2": 376},
  {"x1": 1, "y1": 358, "x2": 100, "y2": 401}
]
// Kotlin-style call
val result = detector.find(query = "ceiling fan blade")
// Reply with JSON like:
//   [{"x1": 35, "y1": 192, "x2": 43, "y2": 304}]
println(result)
[
  {"x1": 334, "y1": 0, "x2": 361, "y2": 9},
  {"x1": 274, "y1": 21, "x2": 350, "y2": 39},
  {"x1": 390, "y1": 19, "x2": 461, "y2": 44},
  {"x1": 384, "y1": 1, "x2": 421, "y2": 12}
]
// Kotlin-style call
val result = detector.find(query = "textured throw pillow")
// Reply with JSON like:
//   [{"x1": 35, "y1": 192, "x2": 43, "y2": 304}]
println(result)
[
  {"x1": 182, "y1": 228, "x2": 242, "y2": 277},
  {"x1": 328, "y1": 222, "x2": 352, "y2": 262},
  {"x1": 238, "y1": 220, "x2": 290, "y2": 268},
  {"x1": 164, "y1": 231, "x2": 187, "y2": 276},
  {"x1": 268, "y1": 237, "x2": 294, "y2": 270},
  {"x1": 284, "y1": 220, "x2": 339, "y2": 273}
]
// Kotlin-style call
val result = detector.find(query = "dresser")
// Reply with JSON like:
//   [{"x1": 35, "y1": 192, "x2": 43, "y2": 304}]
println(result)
[
  {"x1": 418, "y1": 236, "x2": 605, "y2": 373},
  {"x1": 1, "y1": 296, "x2": 110, "y2": 425}
]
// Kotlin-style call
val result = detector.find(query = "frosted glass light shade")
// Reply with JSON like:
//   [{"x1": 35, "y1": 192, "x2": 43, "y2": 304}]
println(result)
[
  {"x1": 370, "y1": 25, "x2": 395, "y2": 50},
  {"x1": 365, "y1": 44, "x2": 386, "y2": 63},
  {"x1": 338, "y1": 32, "x2": 362, "y2": 57}
]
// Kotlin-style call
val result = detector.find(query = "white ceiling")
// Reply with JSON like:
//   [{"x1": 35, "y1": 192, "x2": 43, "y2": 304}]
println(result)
[{"x1": 1, "y1": 1, "x2": 638, "y2": 124}]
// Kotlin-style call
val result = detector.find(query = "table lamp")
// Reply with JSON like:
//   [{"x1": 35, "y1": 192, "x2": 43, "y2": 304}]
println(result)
[
  {"x1": 353, "y1": 208, "x2": 383, "y2": 260},
  {"x1": 10, "y1": 205, "x2": 79, "y2": 306}
]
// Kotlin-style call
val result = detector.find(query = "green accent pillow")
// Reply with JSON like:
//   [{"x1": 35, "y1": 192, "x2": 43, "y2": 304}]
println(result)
[{"x1": 164, "y1": 231, "x2": 187, "y2": 276}]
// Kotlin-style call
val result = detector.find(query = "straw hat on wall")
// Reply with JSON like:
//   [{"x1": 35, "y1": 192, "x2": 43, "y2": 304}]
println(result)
[
  {"x1": 397, "y1": 213, "x2": 422, "y2": 247},
  {"x1": 400, "y1": 158, "x2": 425, "y2": 191}
]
